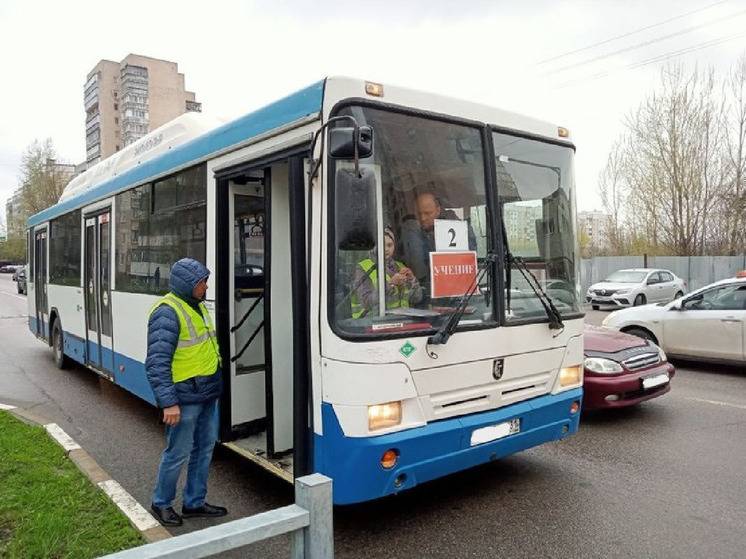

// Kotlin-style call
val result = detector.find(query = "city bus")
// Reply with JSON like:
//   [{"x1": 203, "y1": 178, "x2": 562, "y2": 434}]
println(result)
[{"x1": 26, "y1": 77, "x2": 583, "y2": 504}]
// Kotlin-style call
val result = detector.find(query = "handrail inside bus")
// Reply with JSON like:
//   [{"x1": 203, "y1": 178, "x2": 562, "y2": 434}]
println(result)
[
  {"x1": 231, "y1": 292, "x2": 264, "y2": 333},
  {"x1": 231, "y1": 320, "x2": 265, "y2": 364}
]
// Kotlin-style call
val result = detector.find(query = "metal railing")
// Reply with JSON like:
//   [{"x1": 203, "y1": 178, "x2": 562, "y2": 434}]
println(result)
[{"x1": 99, "y1": 474, "x2": 333, "y2": 559}]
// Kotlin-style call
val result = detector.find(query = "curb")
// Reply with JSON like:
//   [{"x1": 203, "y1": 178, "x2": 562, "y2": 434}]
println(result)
[{"x1": 0, "y1": 402, "x2": 171, "y2": 544}]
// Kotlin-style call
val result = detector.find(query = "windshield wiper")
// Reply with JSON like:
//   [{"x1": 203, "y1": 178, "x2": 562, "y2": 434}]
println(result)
[
  {"x1": 428, "y1": 253, "x2": 497, "y2": 346},
  {"x1": 508, "y1": 254, "x2": 564, "y2": 330}
]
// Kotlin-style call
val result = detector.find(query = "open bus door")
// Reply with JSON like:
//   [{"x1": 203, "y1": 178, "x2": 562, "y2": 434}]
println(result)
[{"x1": 216, "y1": 151, "x2": 312, "y2": 482}]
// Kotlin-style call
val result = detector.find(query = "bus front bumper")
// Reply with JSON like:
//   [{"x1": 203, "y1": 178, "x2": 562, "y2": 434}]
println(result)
[{"x1": 315, "y1": 388, "x2": 582, "y2": 505}]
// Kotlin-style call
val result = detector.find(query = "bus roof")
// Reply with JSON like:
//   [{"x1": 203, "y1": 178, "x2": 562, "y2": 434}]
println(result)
[
  {"x1": 29, "y1": 76, "x2": 571, "y2": 228},
  {"x1": 28, "y1": 79, "x2": 325, "y2": 227}
]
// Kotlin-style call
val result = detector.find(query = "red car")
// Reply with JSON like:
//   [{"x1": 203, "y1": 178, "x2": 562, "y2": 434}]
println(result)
[{"x1": 583, "y1": 325, "x2": 675, "y2": 410}]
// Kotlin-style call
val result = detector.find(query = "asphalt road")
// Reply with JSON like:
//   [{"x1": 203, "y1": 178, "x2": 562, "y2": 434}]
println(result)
[{"x1": 1, "y1": 272, "x2": 745, "y2": 558}]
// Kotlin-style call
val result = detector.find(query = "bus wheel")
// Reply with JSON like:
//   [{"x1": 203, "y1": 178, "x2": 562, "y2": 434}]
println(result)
[{"x1": 52, "y1": 320, "x2": 70, "y2": 370}]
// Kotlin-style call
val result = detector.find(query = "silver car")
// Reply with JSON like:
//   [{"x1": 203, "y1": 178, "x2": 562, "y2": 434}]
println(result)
[{"x1": 586, "y1": 268, "x2": 686, "y2": 310}]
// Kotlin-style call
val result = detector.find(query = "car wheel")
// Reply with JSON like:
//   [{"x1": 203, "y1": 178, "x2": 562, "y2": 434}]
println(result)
[
  {"x1": 624, "y1": 327, "x2": 658, "y2": 345},
  {"x1": 634, "y1": 294, "x2": 646, "y2": 306},
  {"x1": 592, "y1": 305, "x2": 600, "y2": 310},
  {"x1": 52, "y1": 320, "x2": 70, "y2": 370},
  {"x1": 674, "y1": 291, "x2": 683, "y2": 300}
]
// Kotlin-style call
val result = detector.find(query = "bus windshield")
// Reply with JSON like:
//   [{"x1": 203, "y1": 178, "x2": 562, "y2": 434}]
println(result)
[
  {"x1": 330, "y1": 106, "x2": 494, "y2": 338},
  {"x1": 495, "y1": 132, "x2": 580, "y2": 321}
]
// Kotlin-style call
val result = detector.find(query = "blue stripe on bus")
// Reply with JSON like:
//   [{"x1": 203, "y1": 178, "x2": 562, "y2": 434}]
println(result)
[
  {"x1": 113, "y1": 351, "x2": 157, "y2": 405},
  {"x1": 28, "y1": 79, "x2": 325, "y2": 227},
  {"x1": 87, "y1": 340, "x2": 100, "y2": 366},
  {"x1": 62, "y1": 331, "x2": 86, "y2": 365},
  {"x1": 314, "y1": 388, "x2": 583, "y2": 505},
  {"x1": 30, "y1": 316, "x2": 49, "y2": 339},
  {"x1": 58, "y1": 328, "x2": 157, "y2": 405}
]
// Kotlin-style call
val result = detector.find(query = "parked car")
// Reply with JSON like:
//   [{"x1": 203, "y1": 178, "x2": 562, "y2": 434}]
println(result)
[
  {"x1": 16, "y1": 267, "x2": 27, "y2": 295},
  {"x1": 602, "y1": 274, "x2": 746, "y2": 364},
  {"x1": 541, "y1": 278, "x2": 577, "y2": 307},
  {"x1": 583, "y1": 324, "x2": 675, "y2": 410},
  {"x1": 0, "y1": 264, "x2": 18, "y2": 274},
  {"x1": 586, "y1": 268, "x2": 686, "y2": 310}
]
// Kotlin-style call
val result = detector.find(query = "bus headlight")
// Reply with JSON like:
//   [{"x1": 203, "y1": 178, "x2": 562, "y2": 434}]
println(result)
[
  {"x1": 559, "y1": 365, "x2": 583, "y2": 387},
  {"x1": 368, "y1": 401, "x2": 402, "y2": 431}
]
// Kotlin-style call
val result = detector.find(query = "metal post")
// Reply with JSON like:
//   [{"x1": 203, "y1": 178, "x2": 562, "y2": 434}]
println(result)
[{"x1": 291, "y1": 474, "x2": 333, "y2": 559}]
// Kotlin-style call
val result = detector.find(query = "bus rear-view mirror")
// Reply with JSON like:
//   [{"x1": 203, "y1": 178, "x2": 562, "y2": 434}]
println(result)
[
  {"x1": 335, "y1": 166, "x2": 376, "y2": 251},
  {"x1": 329, "y1": 126, "x2": 373, "y2": 159}
]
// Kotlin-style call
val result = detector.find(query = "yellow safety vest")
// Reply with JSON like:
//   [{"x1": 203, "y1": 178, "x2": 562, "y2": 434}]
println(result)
[
  {"x1": 351, "y1": 258, "x2": 411, "y2": 319},
  {"x1": 150, "y1": 292, "x2": 221, "y2": 383}
]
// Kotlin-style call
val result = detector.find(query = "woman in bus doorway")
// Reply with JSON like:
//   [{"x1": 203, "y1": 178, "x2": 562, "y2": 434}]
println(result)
[{"x1": 351, "y1": 226, "x2": 423, "y2": 318}]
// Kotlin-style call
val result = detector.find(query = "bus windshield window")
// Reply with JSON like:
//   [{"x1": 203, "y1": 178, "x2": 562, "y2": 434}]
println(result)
[
  {"x1": 493, "y1": 132, "x2": 580, "y2": 321},
  {"x1": 331, "y1": 106, "x2": 494, "y2": 338}
]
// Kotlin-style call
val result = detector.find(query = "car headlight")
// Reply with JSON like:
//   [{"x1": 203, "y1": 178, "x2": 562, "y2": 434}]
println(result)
[
  {"x1": 584, "y1": 357, "x2": 624, "y2": 374},
  {"x1": 658, "y1": 346, "x2": 667, "y2": 362},
  {"x1": 615, "y1": 289, "x2": 630, "y2": 294}
]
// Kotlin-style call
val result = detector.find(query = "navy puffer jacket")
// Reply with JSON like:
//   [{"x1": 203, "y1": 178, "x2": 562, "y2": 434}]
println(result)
[{"x1": 145, "y1": 258, "x2": 223, "y2": 408}]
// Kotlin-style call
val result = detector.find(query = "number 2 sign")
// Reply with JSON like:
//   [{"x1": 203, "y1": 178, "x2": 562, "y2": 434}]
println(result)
[{"x1": 434, "y1": 219, "x2": 468, "y2": 251}]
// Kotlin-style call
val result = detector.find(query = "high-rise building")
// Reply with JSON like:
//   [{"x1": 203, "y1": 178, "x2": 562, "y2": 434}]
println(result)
[
  {"x1": 84, "y1": 54, "x2": 201, "y2": 166},
  {"x1": 5, "y1": 188, "x2": 25, "y2": 239},
  {"x1": 578, "y1": 210, "x2": 611, "y2": 251}
]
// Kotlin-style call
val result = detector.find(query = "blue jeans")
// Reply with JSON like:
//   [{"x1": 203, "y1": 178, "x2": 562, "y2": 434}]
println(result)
[{"x1": 152, "y1": 398, "x2": 219, "y2": 509}]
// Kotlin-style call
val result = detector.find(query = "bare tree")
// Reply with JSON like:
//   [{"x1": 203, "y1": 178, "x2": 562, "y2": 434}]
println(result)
[
  {"x1": 598, "y1": 139, "x2": 627, "y2": 253},
  {"x1": 19, "y1": 139, "x2": 71, "y2": 217},
  {"x1": 722, "y1": 55, "x2": 746, "y2": 254},
  {"x1": 610, "y1": 64, "x2": 726, "y2": 255}
]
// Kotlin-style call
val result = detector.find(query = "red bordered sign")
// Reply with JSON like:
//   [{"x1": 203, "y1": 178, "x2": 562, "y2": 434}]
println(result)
[{"x1": 429, "y1": 251, "x2": 478, "y2": 299}]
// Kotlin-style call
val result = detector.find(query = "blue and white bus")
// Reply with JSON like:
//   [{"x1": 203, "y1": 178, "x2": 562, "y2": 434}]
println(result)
[{"x1": 27, "y1": 77, "x2": 583, "y2": 504}]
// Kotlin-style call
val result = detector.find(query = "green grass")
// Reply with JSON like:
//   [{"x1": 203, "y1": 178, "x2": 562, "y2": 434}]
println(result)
[{"x1": 0, "y1": 412, "x2": 144, "y2": 558}]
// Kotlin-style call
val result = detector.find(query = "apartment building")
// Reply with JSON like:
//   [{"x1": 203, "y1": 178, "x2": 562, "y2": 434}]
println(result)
[
  {"x1": 84, "y1": 54, "x2": 201, "y2": 165},
  {"x1": 578, "y1": 210, "x2": 611, "y2": 251},
  {"x1": 4, "y1": 189, "x2": 23, "y2": 238}
]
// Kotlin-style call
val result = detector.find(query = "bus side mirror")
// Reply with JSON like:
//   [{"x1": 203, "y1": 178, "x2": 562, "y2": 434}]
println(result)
[
  {"x1": 335, "y1": 166, "x2": 377, "y2": 251},
  {"x1": 329, "y1": 126, "x2": 373, "y2": 159}
]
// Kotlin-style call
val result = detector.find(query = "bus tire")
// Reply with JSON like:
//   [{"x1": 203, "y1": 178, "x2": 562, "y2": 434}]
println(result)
[{"x1": 52, "y1": 319, "x2": 70, "y2": 370}]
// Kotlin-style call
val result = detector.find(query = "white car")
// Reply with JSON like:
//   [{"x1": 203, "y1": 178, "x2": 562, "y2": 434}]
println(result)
[
  {"x1": 602, "y1": 275, "x2": 746, "y2": 364},
  {"x1": 586, "y1": 268, "x2": 686, "y2": 310}
]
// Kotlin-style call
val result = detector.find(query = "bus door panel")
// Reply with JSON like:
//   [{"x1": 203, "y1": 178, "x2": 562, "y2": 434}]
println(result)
[
  {"x1": 34, "y1": 228, "x2": 48, "y2": 339},
  {"x1": 229, "y1": 180, "x2": 267, "y2": 428},
  {"x1": 267, "y1": 161, "x2": 294, "y2": 455},
  {"x1": 84, "y1": 211, "x2": 114, "y2": 375}
]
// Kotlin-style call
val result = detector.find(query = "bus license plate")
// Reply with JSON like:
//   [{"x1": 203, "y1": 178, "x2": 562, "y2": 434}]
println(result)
[
  {"x1": 642, "y1": 373, "x2": 669, "y2": 390},
  {"x1": 470, "y1": 418, "x2": 520, "y2": 446}
]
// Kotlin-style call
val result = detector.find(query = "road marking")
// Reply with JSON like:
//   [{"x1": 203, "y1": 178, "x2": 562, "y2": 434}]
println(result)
[
  {"x1": 684, "y1": 396, "x2": 746, "y2": 411},
  {"x1": 44, "y1": 423, "x2": 82, "y2": 451},
  {"x1": 0, "y1": 291, "x2": 26, "y2": 301},
  {"x1": 0, "y1": 403, "x2": 17, "y2": 410},
  {"x1": 98, "y1": 479, "x2": 161, "y2": 531}
]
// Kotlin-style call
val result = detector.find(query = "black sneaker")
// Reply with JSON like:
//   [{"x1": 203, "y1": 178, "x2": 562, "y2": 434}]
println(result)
[
  {"x1": 151, "y1": 504, "x2": 183, "y2": 526},
  {"x1": 181, "y1": 502, "x2": 228, "y2": 518}
]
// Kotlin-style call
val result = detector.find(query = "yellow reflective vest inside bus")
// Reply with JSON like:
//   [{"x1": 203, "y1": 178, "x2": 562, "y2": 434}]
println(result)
[
  {"x1": 149, "y1": 292, "x2": 221, "y2": 382},
  {"x1": 350, "y1": 258, "x2": 412, "y2": 319}
]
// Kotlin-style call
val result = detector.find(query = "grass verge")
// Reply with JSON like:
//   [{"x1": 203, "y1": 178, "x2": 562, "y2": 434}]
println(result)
[{"x1": 0, "y1": 411, "x2": 144, "y2": 558}]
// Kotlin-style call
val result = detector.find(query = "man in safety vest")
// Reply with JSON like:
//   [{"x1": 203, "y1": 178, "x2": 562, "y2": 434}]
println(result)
[
  {"x1": 146, "y1": 258, "x2": 227, "y2": 526},
  {"x1": 350, "y1": 226, "x2": 423, "y2": 318}
]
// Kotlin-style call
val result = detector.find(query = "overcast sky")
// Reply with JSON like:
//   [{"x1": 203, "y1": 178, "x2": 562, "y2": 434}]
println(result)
[{"x1": 2, "y1": 0, "x2": 746, "y2": 223}]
